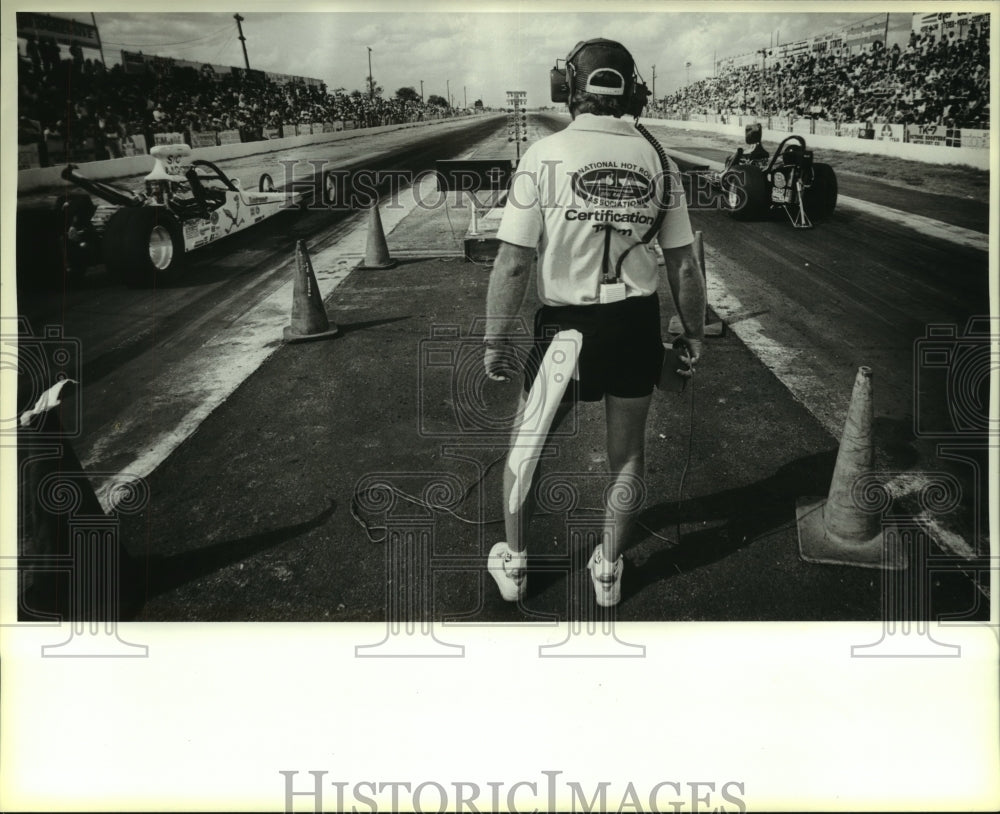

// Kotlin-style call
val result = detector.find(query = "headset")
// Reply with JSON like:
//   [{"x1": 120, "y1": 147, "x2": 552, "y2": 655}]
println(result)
[{"x1": 550, "y1": 38, "x2": 651, "y2": 119}]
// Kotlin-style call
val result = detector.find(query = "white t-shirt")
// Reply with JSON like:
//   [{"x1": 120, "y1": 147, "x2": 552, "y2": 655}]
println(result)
[{"x1": 497, "y1": 113, "x2": 694, "y2": 307}]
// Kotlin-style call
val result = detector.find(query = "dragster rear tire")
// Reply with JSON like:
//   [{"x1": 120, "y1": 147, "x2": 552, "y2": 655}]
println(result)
[
  {"x1": 721, "y1": 164, "x2": 769, "y2": 220},
  {"x1": 16, "y1": 193, "x2": 98, "y2": 288},
  {"x1": 804, "y1": 163, "x2": 838, "y2": 221},
  {"x1": 103, "y1": 207, "x2": 185, "y2": 287}
]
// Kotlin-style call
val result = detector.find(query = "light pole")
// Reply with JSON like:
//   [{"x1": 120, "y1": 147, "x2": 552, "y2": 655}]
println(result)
[
  {"x1": 91, "y1": 12, "x2": 107, "y2": 67},
  {"x1": 367, "y1": 46, "x2": 373, "y2": 99},
  {"x1": 234, "y1": 13, "x2": 250, "y2": 70},
  {"x1": 757, "y1": 48, "x2": 767, "y2": 114}
]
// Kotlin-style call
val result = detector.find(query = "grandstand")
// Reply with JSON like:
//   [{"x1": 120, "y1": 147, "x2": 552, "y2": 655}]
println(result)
[
  {"x1": 16, "y1": 14, "x2": 467, "y2": 168},
  {"x1": 658, "y1": 12, "x2": 989, "y2": 130}
]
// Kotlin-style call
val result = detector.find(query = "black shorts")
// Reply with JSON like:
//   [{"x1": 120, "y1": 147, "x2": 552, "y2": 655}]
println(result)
[{"x1": 523, "y1": 294, "x2": 664, "y2": 402}]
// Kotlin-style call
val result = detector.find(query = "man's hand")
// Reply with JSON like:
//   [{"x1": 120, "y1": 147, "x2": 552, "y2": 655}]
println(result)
[
  {"x1": 484, "y1": 340, "x2": 520, "y2": 382},
  {"x1": 673, "y1": 335, "x2": 703, "y2": 378}
]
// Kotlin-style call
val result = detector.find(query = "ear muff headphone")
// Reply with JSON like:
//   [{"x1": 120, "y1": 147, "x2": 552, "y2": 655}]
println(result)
[{"x1": 550, "y1": 38, "x2": 650, "y2": 118}]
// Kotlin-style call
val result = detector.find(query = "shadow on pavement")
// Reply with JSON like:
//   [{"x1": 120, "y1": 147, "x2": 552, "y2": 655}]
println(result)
[{"x1": 133, "y1": 500, "x2": 337, "y2": 605}]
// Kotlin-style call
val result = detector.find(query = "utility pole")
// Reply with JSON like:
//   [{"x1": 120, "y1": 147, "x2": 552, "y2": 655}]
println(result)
[
  {"x1": 651, "y1": 64, "x2": 656, "y2": 99},
  {"x1": 420, "y1": 80, "x2": 424, "y2": 102},
  {"x1": 91, "y1": 12, "x2": 106, "y2": 67},
  {"x1": 234, "y1": 13, "x2": 249, "y2": 70},
  {"x1": 367, "y1": 47, "x2": 373, "y2": 98},
  {"x1": 464, "y1": 86, "x2": 467, "y2": 108},
  {"x1": 446, "y1": 79, "x2": 451, "y2": 108},
  {"x1": 758, "y1": 48, "x2": 767, "y2": 114},
  {"x1": 685, "y1": 61, "x2": 691, "y2": 86}
]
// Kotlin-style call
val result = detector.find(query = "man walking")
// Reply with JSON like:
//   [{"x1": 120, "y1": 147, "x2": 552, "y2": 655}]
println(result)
[{"x1": 484, "y1": 38, "x2": 706, "y2": 607}]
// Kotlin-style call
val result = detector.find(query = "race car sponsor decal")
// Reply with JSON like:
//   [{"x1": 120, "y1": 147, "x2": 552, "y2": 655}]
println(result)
[
  {"x1": 221, "y1": 195, "x2": 246, "y2": 233},
  {"x1": 183, "y1": 219, "x2": 213, "y2": 250}
]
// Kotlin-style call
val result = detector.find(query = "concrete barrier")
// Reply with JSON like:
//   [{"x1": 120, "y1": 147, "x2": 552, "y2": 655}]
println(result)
[
  {"x1": 17, "y1": 114, "x2": 500, "y2": 193},
  {"x1": 190, "y1": 131, "x2": 219, "y2": 148},
  {"x1": 637, "y1": 116, "x2": 990, "y2": 170},
  {"x1": 122, "y1": 134, "x2": 147, "y2": 156},
  {"x1": 153, "y1": 132, "x2": 185, "y2": 146},
  {"x1": 18, "y1": 143, "x2": 41, "y2": 169}
]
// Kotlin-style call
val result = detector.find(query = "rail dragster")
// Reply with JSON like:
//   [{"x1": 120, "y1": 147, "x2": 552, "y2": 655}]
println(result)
[
  {"x1": 712, "y1": 123, "x2": 838, "y2": 228},
  {"x1": 52, "y1": 144, "x2": 301, "y2": 285}
]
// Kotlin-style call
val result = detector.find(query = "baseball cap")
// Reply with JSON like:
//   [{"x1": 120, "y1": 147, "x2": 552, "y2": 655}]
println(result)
[{"x1": 568, "y1": 38, "x2": 635, "y2": 97}]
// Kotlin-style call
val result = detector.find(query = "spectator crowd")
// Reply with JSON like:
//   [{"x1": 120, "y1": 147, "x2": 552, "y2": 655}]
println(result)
[
  {"x1": 17, "y1": 36, "x2": 466, "y2": 163},
  {"x1": 18, "y1": 21, "x2": 990, "y2": 165},
  {"x1": 659, "y1": 22, "x2": 990, "y2": 129}
]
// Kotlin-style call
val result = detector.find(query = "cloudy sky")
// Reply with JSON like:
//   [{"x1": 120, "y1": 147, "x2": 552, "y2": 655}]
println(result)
[{"x1": 30, "y1": 3, "x2": 920, "y2": 105}]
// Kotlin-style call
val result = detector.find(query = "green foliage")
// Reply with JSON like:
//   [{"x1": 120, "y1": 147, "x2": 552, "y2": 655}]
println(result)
[{"x1": 396, "y1": 86, "x2": 421, "y2": 103}]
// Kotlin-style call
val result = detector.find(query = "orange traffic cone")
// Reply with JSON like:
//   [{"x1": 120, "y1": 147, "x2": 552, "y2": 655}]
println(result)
[
  {"x1": 667, "y1": 231, "x2": 724, "y2": 337},
  {"x1": 796, "y1": 366, "x2": 905, "y2": 569},
  {"x1": 283, "y1": 240, "x2": 339, "y2": 343},
  {"x1": 358, "y1": 202, "x2": 398, "y2": 270}
]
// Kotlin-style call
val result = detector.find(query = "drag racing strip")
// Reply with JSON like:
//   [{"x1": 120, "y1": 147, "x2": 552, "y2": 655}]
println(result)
[
  {"x1": 663, "y1": 147, "x2": 990, "y2": 252},
  {"x1": 701, "y1": 245, "x2": 848, "y2": 438},
  {"x1": 833, "y1": 195, "x2": 989, "y2": 252},
  {"x1": 85, "y1": 176, "x2": 437, "y2": 512},
  {"x1": 702, "y1": 245, "x2": 983, "y2": 567},
  {"x1": 82, "y1": 142, "x2": 504, "y2": 512}
]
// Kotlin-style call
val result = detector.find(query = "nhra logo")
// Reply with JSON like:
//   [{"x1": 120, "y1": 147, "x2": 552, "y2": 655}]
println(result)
[{"x1": 572, "y1": 166, "x2": 654, "y2": 205}]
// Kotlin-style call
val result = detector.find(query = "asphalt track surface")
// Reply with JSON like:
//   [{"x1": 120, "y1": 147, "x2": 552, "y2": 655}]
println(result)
[
  {"x1": 15, "y1": 115, "x2": 505, "y2": 453},
  {"x1": 13, "y1": 112, "x2": 992, "y2": 622}
]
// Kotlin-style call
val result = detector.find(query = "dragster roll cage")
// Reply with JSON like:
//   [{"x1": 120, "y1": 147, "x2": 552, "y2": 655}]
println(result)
[{"x1": 764, "y1": 134, "x2": 809, "y2": 173}]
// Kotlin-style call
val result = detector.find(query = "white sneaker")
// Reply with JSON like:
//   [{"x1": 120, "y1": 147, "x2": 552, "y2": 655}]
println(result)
[
  {"x1": 488, "y1": 542, "x2": 526, "y2": 601},
  {"x1": 587, "y1": 547, "x2": 624, "y2": 607}
]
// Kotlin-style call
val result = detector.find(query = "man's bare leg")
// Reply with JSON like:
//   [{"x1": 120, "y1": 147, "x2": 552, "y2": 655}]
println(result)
[
  {"x1": 601, "y1": 393, "x2": 653, "y2": 563},
  {"x1": 503, "y1": 390, "x2": 576, "y2": 552}
]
